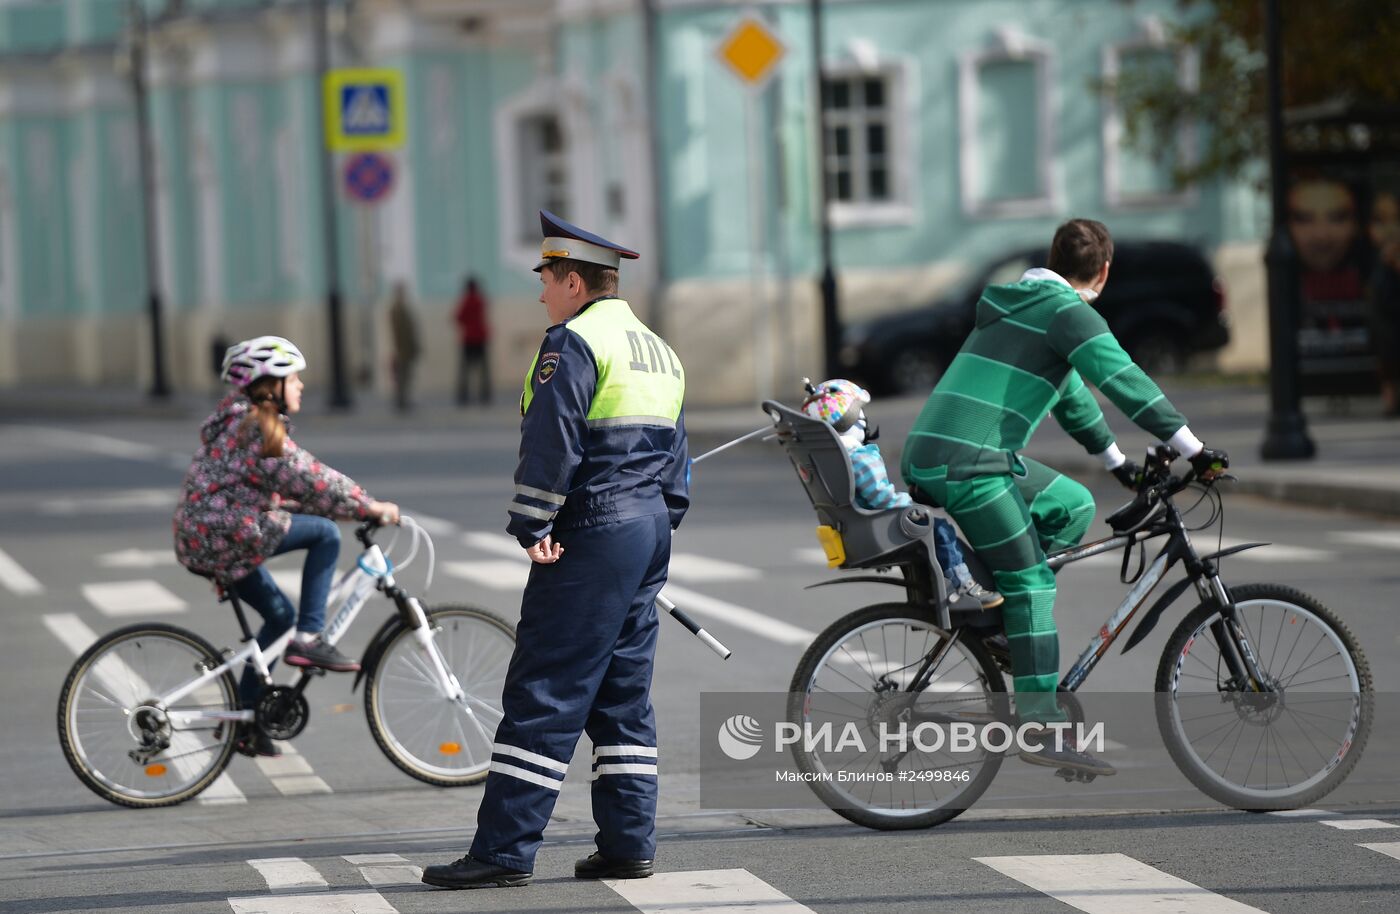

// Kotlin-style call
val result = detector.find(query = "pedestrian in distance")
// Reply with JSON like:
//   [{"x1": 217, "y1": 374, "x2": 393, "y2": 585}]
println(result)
[
  {"x1": 388, "y1": 281, "x2": 420, "y2": 412},
  {"x1": 174, "y1": 336, "x2": 400, "y2": 757},
  {"x1": 421, "y1": 211, "x2": 688, "y2": 890},
  {"x1": 454, "y1": 274, "x2": 493, "y2": 405},
  {"x1": 901, "y1": 218, "x2": 1228, "y2": 777}
]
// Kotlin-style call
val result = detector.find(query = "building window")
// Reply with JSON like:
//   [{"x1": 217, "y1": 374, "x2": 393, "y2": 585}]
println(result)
[
  {"x1": 822, "y1": 74, "x2": 893, "y2": 204},
  {"x1": 1102, "y1": 38, "x2": 1198, "y2": 208},
  {"x1": 517, "y1": 113, "x2": 569, "y2": 246},
  {"x1": 819, "y1": 52, "x2": 918, "y2": 228},
  {"x1": 496, "y1": 78, "x2": 581, "y2": 270},
  {"x1": 958, "y1": 33, "x2": 1057, "y2": 218}
]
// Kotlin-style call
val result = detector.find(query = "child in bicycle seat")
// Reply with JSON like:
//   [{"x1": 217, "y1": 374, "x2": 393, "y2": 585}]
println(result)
[
  {"x1": 174, "y1": 335, "x2": 400, "y2": 757},
  {"x1": 801, "y1": 379, "x2": 1002, "y2": 610}
]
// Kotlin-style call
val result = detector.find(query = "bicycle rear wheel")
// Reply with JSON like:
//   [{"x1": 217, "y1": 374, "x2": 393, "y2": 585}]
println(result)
[
  {"x1": 1155, "y1": 583, "x2": 1372, "y2": 810},
  {"x1": 787, "y1": 603, "x2": 1006, "y2": 830},
  {"x1": 364, "y1": 604, "x2": 516, "y2": 786},
  {"x1": 57, "y1": 623, "x2": 239, "y2": 808}
]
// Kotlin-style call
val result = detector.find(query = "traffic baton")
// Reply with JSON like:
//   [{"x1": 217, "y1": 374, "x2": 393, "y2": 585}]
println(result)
[
  {"x1": 658, "y1": 592, "x2": 731, "y2": 660},
  {"x1": 689, "y1": 426, "x2": 773, "y2": 466}
]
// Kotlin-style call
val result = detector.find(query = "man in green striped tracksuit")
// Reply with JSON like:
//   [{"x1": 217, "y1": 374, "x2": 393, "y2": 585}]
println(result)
[{"x1": 900, "y1": 219, "x2": 1228, "y2": 775}]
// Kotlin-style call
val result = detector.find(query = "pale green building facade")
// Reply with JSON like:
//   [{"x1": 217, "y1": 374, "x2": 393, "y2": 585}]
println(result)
[{"x1": 0, "y1": 0, "x2": 1267, "y2": 404}]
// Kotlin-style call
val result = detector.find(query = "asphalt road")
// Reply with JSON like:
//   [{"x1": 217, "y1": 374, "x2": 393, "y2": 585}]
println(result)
[{"x1": 3, "y1": 400, "x2": 1400, "y2": 913}]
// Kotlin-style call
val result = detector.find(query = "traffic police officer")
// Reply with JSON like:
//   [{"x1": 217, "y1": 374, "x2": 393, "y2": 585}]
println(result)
[{"x1": 422, "y1": 211, "x2": 688, "y2": 890}]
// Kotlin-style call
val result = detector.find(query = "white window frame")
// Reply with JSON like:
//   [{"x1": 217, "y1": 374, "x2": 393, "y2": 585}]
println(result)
[
  {"x1": 1102, "y1": 20, "x2": 1200, "y2": 209},
  {"x1": 957, "y1": 28, "x2": 1058, "y2": 219},
  {"x1": 495, "y1": 82, "x2": 574, "y2": 271},
  {"x1": 821, "y1": 45, "x2": 919, "y2": 229}
]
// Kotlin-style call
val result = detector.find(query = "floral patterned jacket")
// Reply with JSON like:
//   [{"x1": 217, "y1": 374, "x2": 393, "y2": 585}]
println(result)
[{"x1": 174, "y1": 394, "x2": 374, "y2": 584}]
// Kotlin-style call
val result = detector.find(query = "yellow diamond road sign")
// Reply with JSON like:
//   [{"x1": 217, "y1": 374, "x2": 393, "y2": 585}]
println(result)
[{"x1": 718, "y1": 16, "x2": 785, "y2": 86}]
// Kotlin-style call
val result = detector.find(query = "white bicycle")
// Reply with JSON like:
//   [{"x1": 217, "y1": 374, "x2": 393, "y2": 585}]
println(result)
[{"x1": 58, "y1": 517, "x2": 516, "y2": 807}]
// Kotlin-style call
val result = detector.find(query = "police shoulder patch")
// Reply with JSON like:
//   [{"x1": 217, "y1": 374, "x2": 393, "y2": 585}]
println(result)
[{"x1": 537, "y1": 352, "x2": 561, "y2": 384}]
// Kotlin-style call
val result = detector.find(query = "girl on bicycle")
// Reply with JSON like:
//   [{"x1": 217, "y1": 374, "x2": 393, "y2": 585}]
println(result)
[{"x1": 174, "y1": 335, "x2": 399, "y2": 756}]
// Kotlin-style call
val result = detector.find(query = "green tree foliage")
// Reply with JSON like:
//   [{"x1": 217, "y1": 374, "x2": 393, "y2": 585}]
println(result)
[{"x1": 1109, "y1": 0, "x2": 1400, "y2": 186}]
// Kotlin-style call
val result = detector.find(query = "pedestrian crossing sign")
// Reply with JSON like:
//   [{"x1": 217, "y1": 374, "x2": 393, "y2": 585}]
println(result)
[{"x1": 323, "y1": 68, "x2": 405, "y2": 152}]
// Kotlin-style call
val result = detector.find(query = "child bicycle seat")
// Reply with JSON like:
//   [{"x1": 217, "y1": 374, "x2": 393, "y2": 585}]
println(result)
[{"x1": 763, "y1": 399, "x2": 990, "y2": 630}]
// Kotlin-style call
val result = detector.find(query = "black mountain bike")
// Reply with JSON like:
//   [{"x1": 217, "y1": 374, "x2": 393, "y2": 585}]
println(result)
[{"x1": 780, "y1": 430, "x2": 1371, "y2": 831}]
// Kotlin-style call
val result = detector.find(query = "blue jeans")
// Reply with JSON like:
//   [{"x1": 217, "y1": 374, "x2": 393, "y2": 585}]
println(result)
[
  {"x1": 231, "y1": 514, "x2": 341, "y2": 707},
  {"x1": 933, "y1": 517, "x2": 967, "y2": 584}
]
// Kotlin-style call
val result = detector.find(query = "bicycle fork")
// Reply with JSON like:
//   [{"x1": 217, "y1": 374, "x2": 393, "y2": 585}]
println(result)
[
  {"x1": 1196, "y1": 572, "x2": 1269, "y2": 692},
  {"x1": 383, "y1": 580, "x2": 468, "y2": 705}
]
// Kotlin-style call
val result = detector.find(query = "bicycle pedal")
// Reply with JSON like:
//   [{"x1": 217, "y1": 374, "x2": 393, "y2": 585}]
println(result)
[{"x1": 1055, "y1": 767, "x2": 1097, "y2": 784}]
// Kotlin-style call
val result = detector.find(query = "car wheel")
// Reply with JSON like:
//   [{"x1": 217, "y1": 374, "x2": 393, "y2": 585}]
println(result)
[
  {"x1": 1125, "y1": 332, "x2": 1188, "y2": 375},
  {"x1": 888, "y1": 347, "x2": 945, "y2": 394}
]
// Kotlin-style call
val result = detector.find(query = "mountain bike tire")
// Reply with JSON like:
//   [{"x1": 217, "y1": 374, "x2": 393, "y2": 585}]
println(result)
[
  {"x1": 58, "y1": 623, "x2": 239, "y2": 808},
  {"x1": 1155, "y1": 583, "x2": 1372, "y2": 810},
  {"x1": 787, "y1": 603, "x2": 1006, "y2": 830},
  {"x1": 363, "y1": 604, "x2": 516, "y2": 787}
]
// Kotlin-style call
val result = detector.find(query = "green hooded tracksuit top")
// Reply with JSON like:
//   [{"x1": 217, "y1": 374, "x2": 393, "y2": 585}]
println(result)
[{"x1": 901, "y1": 269, "x2": 1194, "y2": 721}]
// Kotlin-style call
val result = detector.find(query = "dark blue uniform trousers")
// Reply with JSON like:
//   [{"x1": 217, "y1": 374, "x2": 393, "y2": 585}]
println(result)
[{"x1": 469, "y1": 513, "x2": 670, "y2": 872}]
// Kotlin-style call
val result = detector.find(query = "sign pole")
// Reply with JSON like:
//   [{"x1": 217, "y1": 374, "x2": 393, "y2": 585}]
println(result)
[
  {"x1": 313, "y1": 0, "x2": 352, "y2": 409},
  {"x1": 747, "y1": 86, "x2": 772, "y2": 403},
  {"x1": 717, "y1": 14, "x2": 786, "y2": 403},
  {"x1": 128, "y1": 0, "x2": 170, "y2": 399}
]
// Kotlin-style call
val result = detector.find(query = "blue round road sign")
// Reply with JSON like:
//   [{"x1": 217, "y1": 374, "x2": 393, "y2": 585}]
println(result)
[{"x1": 343, "y1": 152, "x2": 394, "y2": 203}]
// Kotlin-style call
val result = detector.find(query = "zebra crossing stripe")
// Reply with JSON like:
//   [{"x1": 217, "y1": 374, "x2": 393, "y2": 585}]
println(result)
[
  {"x1": 1358, "y1": 842, "x2": 1400, "y2": 862},
  {"x1": 247, "y1": 857, "x2": 328, "y2": 891},
  {"x1": 976, "y1": 853, "x2": 1271, "y2": 913},
  {"x1": 254, "y1": 743, "x2": 332, "y2": 796},
  {"x1": 1326, "y1": 530, "x2": 1400, "y2": 551},
  {"x1": 1318, "y1": 819, "x2": 1400, "y2": 831},
  {"x1": 666, "y1": 553, "x2": 761, "y2": 582},
  {"x1": 441, "y1": 559, "x2": 530, "y2": 590},
  {"x1": 0, "y1": 546, "x2": 42, "y2": 595},
  {"x1": 232, "y1": 858, "x2": 401, "y2": 913},
  {"x1": 343, "y1": 854, "x2": 422, "y2": 887},
  {"x1": 661, "y1": 584, "x2": 816, "y2": 646},
  {"x1": 81, "y1": 579, "x2": 186, "y2": 616},
  {"x1": 605, "y1": 869, "x2": 817, "y2": 913},
  {"x1": 228, "y1": 893, "x2": 398, "y2": 913}
]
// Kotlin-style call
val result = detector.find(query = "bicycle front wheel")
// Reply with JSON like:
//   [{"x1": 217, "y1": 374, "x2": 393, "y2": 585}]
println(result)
[
  {"x1": 788, "y1": 603, "x2": 1006, "y2": 831},
  {"x1": 1155, "y1": 583, "x2": 1372, "y2": 810},
  {"x1": 58, "y1": 623, "x2": 239, "y2": 808},
  {"x1": 364, "y1": 604, "x2": 516, "y2": 786}
]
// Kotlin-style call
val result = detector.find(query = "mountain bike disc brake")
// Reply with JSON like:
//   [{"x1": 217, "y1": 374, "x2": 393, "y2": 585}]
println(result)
[{"x1": 255, "y1": 686, "x2": 310, "y2": 740}]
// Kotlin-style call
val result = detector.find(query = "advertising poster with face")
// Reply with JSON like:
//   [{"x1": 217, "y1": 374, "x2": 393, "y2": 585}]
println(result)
[
  {"x1": 1286, "y1": 169, "x2": 1371, "y2": 387},
  {"x1": 1287, "y1": 160, "x2": 1400, "y2": 398},
  {"x1": 1366, "y1": 169, "x2": 1400, "y2": 413}
]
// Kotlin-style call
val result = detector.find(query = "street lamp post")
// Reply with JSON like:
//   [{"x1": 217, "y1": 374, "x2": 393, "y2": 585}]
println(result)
[
  {"x1": 1259, "y1": 0, "x2": 1314, "y2": 460},
  {"x1": 128, "y1": 0, "x2": 170, "y2": 399},
  {"x1": 808, "y1": 0, "x2": 840, "y2": 379},
  {"x1": 313, "y1": 0, "x2": 352, "y2": 409}
]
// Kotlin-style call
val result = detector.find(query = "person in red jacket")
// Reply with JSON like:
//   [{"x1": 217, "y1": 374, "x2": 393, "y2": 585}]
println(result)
[{"x1": 454, "y1": 275, "x2": 492, "y2": 405}]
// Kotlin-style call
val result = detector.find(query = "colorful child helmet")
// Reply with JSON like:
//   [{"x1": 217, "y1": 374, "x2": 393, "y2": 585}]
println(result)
[
  {"x1": 801, "y1": 378, "x2": 871, "y2": 433},
  {"x1": 221, "y1": 336, "x2": 307, "y2": 388}
]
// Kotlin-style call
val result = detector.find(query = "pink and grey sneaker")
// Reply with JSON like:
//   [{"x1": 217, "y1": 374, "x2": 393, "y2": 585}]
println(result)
[{"x1": 283, "y1": 637, "x2": 361, "y2": 672}]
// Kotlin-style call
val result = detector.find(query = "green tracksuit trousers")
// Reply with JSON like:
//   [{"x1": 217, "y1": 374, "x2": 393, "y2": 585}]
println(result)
[{"x1": 910, "y1": 457, "x2": 1095, "y2": 722}]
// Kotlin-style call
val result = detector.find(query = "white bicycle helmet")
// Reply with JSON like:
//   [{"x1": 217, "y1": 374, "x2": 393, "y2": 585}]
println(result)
[{"x1": 221, "y1": 336, "x2": 307, "y2": 388}]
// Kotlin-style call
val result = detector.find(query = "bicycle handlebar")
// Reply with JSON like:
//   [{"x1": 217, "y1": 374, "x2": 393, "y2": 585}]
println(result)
[{"x1": 1106, "y1": 444, "x2": 1233, "y2": 534}]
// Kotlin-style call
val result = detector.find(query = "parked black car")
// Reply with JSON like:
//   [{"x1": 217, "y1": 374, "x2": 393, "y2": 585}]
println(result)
[{"x1": 840, "y1": 241, "x2": 1230, "y2": 395}]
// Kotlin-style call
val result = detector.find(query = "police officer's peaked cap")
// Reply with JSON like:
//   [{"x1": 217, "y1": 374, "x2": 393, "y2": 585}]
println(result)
[{"x1": 533, "y1": 210, "x2": 640, "y2": 273}]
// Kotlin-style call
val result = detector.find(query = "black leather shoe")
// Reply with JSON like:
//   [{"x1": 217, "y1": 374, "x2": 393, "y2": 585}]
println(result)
[
  {"x1": 574, "y1": 852, "x2": 654, "y2": 880},
  {"x1": 421, "y1": 855, "x2": 532, "y2": 889}
]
